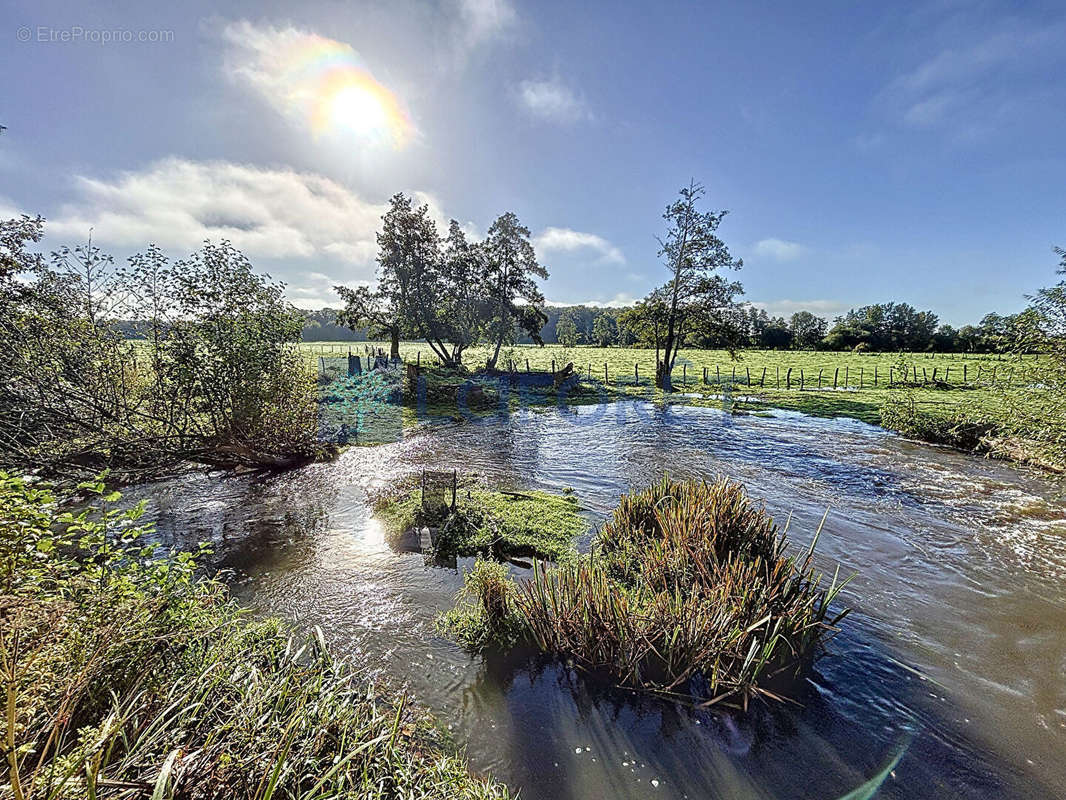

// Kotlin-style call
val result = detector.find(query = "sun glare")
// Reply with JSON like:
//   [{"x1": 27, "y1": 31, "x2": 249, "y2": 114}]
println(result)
[
  {"x1": 330, "y1": 86, "x2": 388, "y2": 138},
  {"x1": 268, "y1": 32, "x2": 415, "y2": 148}
]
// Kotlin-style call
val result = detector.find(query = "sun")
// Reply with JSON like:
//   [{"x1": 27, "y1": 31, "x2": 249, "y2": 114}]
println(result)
[{"x1": 329, "y1": 85, "x2": 389, "y2": 139}]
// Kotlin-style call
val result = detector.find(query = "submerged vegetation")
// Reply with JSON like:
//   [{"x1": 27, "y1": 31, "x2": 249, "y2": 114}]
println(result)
[
  {"x1": 372, "y1": 475, "x2": 587, "y2": 561},
  {"x1": 0, "y1": 473, "x2": 509, "y2": 799},
  {"x1": 441, "y1": 477, "x2": 850, "y2": 709}
]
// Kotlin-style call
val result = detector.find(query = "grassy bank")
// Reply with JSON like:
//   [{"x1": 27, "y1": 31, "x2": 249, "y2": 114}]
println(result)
[
  {"x1": 440, "y1": 477, "x2": 850, "y2": 709},
  {"x1": 372, "y1": 475, "x2": 588, "y2": 561},
  {"x1": 1, "y1": 473, "x2": 510, "y2": 799}
]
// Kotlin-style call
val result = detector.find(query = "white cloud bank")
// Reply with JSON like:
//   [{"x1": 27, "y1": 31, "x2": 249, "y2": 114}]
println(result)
[
  {"x1": 517, "y1": 79, "x2": 590, "y2": 123},
  {"x1": 752, "y1": 238, "x2": 808, "y2": 261},
  {"x1": 534, "y1": 226, "x2": 623, "y2": 264},
  {"x1": 42, "y1": 158, "x2": 452, "y2": 284}
]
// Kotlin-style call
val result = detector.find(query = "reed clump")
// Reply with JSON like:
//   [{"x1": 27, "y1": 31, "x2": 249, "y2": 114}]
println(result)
[{"x1": 448, "y1": 476, "x2": 850, "y2": 709}]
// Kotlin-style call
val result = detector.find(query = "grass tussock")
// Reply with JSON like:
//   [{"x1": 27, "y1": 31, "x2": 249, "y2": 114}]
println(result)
[
  {"x1": 1, "y1": 472, "x2": 510, "y2": 800},
  {"x1": 372, "y1": 477, "x2": 587, "y2": 562},
  {"x1": 441, "y1": 477, "x2": 850, "y2": 709}
]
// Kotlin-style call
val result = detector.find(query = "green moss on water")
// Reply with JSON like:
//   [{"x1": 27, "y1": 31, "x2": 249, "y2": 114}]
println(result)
[{"x1": 372, "y1": 478, "x2": 587, "y2": 562}]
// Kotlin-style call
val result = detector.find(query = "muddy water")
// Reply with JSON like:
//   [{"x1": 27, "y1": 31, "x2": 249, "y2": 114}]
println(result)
[{"x1": 123, "y1": 401, "x2": 1066, "y2": 799}]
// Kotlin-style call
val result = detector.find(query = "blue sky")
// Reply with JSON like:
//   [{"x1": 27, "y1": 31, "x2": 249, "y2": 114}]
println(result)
[{"x1": 2, "y1": 0, "x2": 1064, "y2": 325}]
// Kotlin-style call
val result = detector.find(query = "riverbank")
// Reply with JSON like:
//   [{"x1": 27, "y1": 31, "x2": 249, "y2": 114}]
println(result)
[{"x1": 0, "y1": 473, "x2": 509, "y2": 799}]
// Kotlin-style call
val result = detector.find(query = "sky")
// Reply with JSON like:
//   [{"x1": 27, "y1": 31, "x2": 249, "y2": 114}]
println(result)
[{"x1": 2, "y1": 0, "x2": 1065, "y2": 326}]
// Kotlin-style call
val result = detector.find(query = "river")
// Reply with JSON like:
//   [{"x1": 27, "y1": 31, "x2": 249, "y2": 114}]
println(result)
[{"x1": 121, "y1": 400, "x2": 1066, "y2": 799}]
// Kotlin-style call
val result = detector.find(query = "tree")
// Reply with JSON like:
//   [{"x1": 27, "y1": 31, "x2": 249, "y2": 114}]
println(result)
[
  {"x1": 648, "y1": 181, "x2": 743, "y2": 389},
  {"x1": 336, "y1": 193, "x2": 441, "y2": 361},
  {"x1": 789, "y1": 311, "x2": 828, "y2": 349},
  {"x1": 556, "y1": 310, "x2": 580, "y2": 347},
  {"x1": 591, "y1": 312, "x2": 618, "y2": 346},
  {"x1": 1, "y1": 222, "x2": 316, "y2": 475},
  {"x1": 427, "y1": 220, "x2": 491, "y2": 366},
  {"x1": 482, "y1": 212, "x2": 548, "y2": 370},
  {"x1": 334, "y1": 284, "x2": 403, "y2": 360}
]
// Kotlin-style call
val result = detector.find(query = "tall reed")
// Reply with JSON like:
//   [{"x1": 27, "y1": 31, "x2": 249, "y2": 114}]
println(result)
[{"x1": 508, "y1": 477, "x2": 850, "y2": 708}]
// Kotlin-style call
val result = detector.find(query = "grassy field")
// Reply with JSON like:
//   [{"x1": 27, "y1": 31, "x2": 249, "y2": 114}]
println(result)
[
  {"x1": 304, "y1": 341, "x2": 1023, "y2": 424},
  {"x1": 302, "y1": 341, "x2": 1020, "y2": 384},
  {"x1": 306, "y1": 341, "x2": 1063, "y2": 469}
]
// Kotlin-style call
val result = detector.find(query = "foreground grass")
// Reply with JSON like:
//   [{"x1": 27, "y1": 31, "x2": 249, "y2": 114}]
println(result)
[
  {"x1": 440, "y1": 477, "x2": 850, "y2": 709},
  {"x1": 1, "y1": 473, "x2": 510, "y2": 800},
  {"x1": 372, "y1": 475, "x2": 588, "y2": 561}
]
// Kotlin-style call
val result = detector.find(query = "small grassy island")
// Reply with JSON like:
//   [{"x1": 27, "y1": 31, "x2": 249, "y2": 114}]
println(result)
[
  {"x1": 371, "y1": 474, "x2": 588, "y2": 562},
  {"x1": 440, "y1": 477, "x2": 851, "y2": 709}
]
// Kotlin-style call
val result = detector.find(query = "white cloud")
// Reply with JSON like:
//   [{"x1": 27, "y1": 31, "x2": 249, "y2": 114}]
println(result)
[
  {"x1": 455, "y1": 0, "x2": 517, "y2": 51},
  {"x1": 43, "y1": 158, "x2": 408, "y2": 279},
  {"x1": 882, "y1": 19, "x2": 1066, "y2": 136},
  {"x1": 752, "y1": 238, "x2": 808, "y2": 261},
  {"x1": 751, "y1": 299, "x2": 847, "y2": 318},
  {"x1": 534, "y1": 227, "x2": 623, "y2": 264},
  {"x1": 547, "y1": 293, "x2": 636, "y2": 309},
  {"x1": 517, "y1": 79, "x2": 590, "y2": 123}
]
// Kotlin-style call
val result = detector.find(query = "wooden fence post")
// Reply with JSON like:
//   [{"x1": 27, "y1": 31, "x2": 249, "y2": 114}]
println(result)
[
  {"x1": 786, "y1": 367, "x2": 792, "y2": 389},
  {"x1": 526, "y1": 358, "x2": 530, "y2": 372},
  {"x1": 716, "y1": 365, "x2": 721, "y2": 384},
  {"x1": 761, "y1": 367, "x2": 767, "y2": 386},
  {"x1": 703, "y1": 366, "x2": 708, "y2": 384},
  {"x1": 732, "y1": 365, "x2": 737, "y2": 383},
  {"x1": 844, "y1": 366, "x2": 849, "y2": 387},
  {"x1": 777, "y1": 366, "x2": 781, "y2": 388},
  {"x1": 818, "y1": 369, "x2": 823, "y2": 388},
  {"x1": 605, "y1": 362, "x2": 609, "y2": 384},
  {"x1": 745, "y1": 366, "x2": 750, "y2": 385},
  {"x1": 874, "y1": 366, "x2": 878, "y2": 386},
  {"x1": 833, "y1": 368, "x2": 839, "y2": 389},
  {"x1": 683, "y1": 363, "x2": 687, "y2": 386},
  {"x1": 963, "y1": 364, "x2": 967, "y2": 384},
  {"x1": 800, "y1": 369, "x2": 805, "y2": 389},
  {"x1": 635, "y1": 362, "x2": 639, "y2": 384}
]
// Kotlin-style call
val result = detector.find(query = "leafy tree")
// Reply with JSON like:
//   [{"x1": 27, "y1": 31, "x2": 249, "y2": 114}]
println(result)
[
  {"x1": 556, "y1": 310, "x2": 580, "y2": 347},
  {"x1": 1, "y1": 217, "x2": 316, "y2": 476},
  {"x1": 789, "y1": 311, "x2": 828, "y2": 349},
  {"x1": 334, "y1": 284, "x2": 403, "y2": 359},
  {"x1": 483, "y1": 212, "x2": 548, "y2": 370},
  {"x1": 646, "y1": 181, "x2": 743, "y2": 388},
  {"x1": 427, "y1": 220, "x2": 491, "y2": 366},
  {"x1": 591, "y1": 312, "x2": 618, "y2": 346},
  {"x1": 336, "y1": 193, "x2": 439, "y2": 361}
]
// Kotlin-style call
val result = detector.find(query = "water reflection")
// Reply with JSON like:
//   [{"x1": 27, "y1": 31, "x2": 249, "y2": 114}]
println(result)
[{"x1": 122, "y1": 401, "x2": 1066, "y2": 798}]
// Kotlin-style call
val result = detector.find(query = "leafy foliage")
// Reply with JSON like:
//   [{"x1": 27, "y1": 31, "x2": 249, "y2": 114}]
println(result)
[{"x1": 0, "y1": 218, "x2": 318, "y2": 477}]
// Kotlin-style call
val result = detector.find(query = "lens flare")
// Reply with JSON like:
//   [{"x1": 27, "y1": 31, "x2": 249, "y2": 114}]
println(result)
[{"x1": 274, "y1": 33, "x2": 414, "y2": 148}]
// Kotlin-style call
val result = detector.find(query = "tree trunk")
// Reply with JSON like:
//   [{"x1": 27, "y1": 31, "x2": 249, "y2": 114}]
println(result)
[{"x1": 389, "y1": 328, "x2": 400, "y2": 361}]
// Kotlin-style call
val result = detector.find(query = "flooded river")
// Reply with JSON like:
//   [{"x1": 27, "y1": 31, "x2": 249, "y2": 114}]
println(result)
[{"x1": 123, "y1": 401, "x2": 1066, "y2": 799}]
